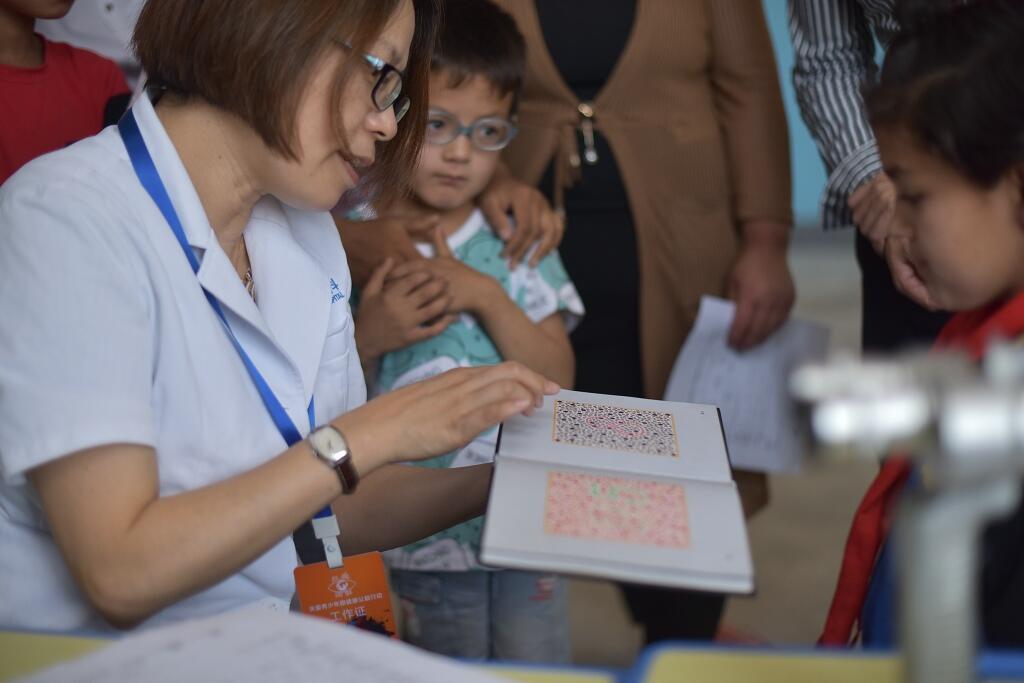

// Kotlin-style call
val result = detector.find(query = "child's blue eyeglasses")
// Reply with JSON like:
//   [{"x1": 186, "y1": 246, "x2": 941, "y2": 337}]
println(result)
[{"x1": 426, "y1": 109, "x2": 518, "y2": 151}]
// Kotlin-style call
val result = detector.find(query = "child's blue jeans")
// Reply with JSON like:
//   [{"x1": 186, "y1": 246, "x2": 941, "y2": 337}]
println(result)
[{"x1": 390, "y1": 568, "x2": 571, "y2": 663}]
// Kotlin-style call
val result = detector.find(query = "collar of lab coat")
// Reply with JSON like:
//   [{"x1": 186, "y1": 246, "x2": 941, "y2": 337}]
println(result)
[{"x1": 129, "y1": 93, "x2": 330, "y2": 406}]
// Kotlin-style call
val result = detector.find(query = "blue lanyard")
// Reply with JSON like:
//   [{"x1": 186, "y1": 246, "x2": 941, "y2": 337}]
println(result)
[{"x1": 118, "y1": 109, "x2": 333, "y2": 521}]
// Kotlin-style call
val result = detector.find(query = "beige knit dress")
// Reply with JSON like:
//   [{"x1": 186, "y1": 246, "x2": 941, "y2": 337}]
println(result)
[{"x1": 494, "y1": 0, "x2": 793, "y2": 512}]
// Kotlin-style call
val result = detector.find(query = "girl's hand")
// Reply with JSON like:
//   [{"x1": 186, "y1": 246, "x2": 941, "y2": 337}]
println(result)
[
  {"x1": 885, "y1": 234, "x2": 937, "y2": 310},
  {"x1": 726, "y1": 238, "x2": 795, "y2": 350},
  {"x1": 353, "y1": 258, "x2": 455, "y2": 362},
  {"x1": 334, "y1": 362, "x2": 561, "y2": 466}
]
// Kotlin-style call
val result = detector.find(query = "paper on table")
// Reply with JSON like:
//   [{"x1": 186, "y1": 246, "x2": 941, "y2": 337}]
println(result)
[
  {"x1": 664, "y1": 296, "x2": 829, "y2": 473},
  {"x1": 19, "y1": 608, "x2": 508, "y2": 683}
]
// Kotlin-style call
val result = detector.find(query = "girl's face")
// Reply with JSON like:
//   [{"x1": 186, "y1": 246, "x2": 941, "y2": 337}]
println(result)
[
  {"x1": 878, "y1": 125, "x2": 1024, "y2": 311},
  {"x1": 256, "y1": 0, "x2": 414, "y2": 212}
]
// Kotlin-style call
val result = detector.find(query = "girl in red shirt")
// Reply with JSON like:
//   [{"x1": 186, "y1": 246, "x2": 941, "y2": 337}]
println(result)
[{"x1": 822, "y1": 0, "x2": 1024, "y2": 648}]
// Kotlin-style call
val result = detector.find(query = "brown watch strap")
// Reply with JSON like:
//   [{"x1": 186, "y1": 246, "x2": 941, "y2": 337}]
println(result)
[{"x1": 336, "y1": 453, "x2": 359, "y2": 493}]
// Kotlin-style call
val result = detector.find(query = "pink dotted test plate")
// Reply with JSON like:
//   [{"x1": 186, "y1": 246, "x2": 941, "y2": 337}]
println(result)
[{"x1": 543, "y1": 471, "x2": 690, "y2": 548}]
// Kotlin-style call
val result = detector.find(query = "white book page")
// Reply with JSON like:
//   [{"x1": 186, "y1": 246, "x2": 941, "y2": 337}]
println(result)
[
  {"x1": 481, "y1": 458, "x2": 752, "y2": 593},
  {"x1": 664, "y1": 296, "x2": 829, "y2": 473},
  {"x1": 20, "y1": 609, "x2": 508, "y2": 683},
  {"x1": 498, "y1": 389, "x2": 732, "y2": 483}
]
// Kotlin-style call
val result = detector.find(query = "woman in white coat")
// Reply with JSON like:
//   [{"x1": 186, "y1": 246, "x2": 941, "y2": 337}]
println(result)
[{"x1": 0, "y1": 0, "x2": 556, "y2": 631}]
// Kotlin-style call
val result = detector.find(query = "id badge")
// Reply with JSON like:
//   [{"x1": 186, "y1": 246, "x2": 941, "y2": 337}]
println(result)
[{"x1": 294, "y1": 551, "x2": 397, "y2": 637}]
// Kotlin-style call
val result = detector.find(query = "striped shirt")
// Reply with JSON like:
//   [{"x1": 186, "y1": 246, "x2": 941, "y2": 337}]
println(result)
[{"x1": 788, "y1": 0, "x2": 898, "y2": 230}]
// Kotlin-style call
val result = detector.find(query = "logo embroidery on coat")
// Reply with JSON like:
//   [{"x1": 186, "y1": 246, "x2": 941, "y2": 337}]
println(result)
[{"x1": 330, "y1": 278, "x2": 345, "y2": 304}]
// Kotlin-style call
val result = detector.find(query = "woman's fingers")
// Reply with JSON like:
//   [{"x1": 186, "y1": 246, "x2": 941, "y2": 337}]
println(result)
[
  {"x1": 367, "y1": 363, "x2": 560, "y2": 465},
  {"x1": 480, "y1": 191, "x2": 514, "y2": 241},
  {"x1": 727, "y1": 295, "x2": 755, "y2": 349},
  {"x1": 457, "y1": 393, "x2": 535, "y2": 438},
  {"x1": 529, "y1": 209, "x2": 565, "y2": 267},
  {"x1": 451, "y1": 376, "x2": 542, "y2": 435},
  {"x1": 458, "y1": 361, "x2": 560, "y2": 407},
  {"x1": 503, "y1": 192, "x2": 539, "y2": 263},
  {"x1": 742, "y1": 305, "x2": 778, "y2": 349}
]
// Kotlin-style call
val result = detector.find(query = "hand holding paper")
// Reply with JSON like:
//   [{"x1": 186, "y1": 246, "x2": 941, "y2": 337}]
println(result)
[{"x1": 665, "y1": 296, "x2": 829, "y2": 473}]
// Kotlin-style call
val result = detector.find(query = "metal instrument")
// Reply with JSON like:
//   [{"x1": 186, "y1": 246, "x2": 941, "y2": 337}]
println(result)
[{"x1": 792, "y1": 345, "x2": 1024, "y2": 683}]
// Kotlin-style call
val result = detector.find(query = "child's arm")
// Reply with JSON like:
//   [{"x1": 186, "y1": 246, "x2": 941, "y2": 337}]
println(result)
[
  {"x1": 422, "y1": 228, "x2": 575, "y2": 388},
  {"x1": 353, "y1": 258, "x2": 455, "y2": 375}
]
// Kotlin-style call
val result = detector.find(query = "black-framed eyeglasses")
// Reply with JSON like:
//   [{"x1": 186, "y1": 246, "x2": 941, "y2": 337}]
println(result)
[
  {"x1": 425, "y1": 109, "x2": 518, "y2": 151},
  {"x1": 338, "y1": 41, "x2": 410, "y2": 123}
]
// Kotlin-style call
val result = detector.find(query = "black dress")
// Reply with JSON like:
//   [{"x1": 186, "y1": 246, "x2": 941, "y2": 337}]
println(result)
[
  {"x1": 535, "y1": 0, "x2": 725, "y2": 643},
  {"x1": 535, "y1": 1, "x2": 644, "y2": 401}
]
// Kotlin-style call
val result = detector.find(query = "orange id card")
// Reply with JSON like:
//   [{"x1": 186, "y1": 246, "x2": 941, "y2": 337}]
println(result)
[{"x1": 293, "y1": 551, "x2": 397, "y2": 638}]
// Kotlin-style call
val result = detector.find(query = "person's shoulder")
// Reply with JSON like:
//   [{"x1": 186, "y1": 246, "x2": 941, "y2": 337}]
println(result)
[
  {"x1": 467, "y1": 208, "x2": 504, "y2": 242},
  {"x1": 4, "y1": 124, "x2": 131, "y2": 188},
  {"x1": 1, "y1": 127, "x2": 144, "y2": 230},
  {"x1": 457, "y1": 209, "x2": 506, "y2": 260}
]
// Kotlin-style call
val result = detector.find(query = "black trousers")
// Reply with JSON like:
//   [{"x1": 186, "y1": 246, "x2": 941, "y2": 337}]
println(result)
[
  {"x1": 559, "y1": 199, "x2": 724, "y2": 644},
  {"x1": 855, "y1": 231, "x2": 950, "y2": 352}
]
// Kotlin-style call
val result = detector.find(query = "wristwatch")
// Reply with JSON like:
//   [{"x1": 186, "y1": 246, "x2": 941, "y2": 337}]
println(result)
[{"x1": 307, "y1": 425, "x2": 359, "y2": 493}]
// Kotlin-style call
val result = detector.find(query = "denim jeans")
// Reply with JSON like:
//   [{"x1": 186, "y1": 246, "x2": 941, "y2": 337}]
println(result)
[{"x1": 391, "y1": 569, "x2": 571, "y2": 663}]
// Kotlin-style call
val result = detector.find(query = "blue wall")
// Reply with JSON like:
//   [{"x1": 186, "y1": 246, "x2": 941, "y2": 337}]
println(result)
[{"x1": 761, "y1": 1, "x2": 828, "y2": 229}]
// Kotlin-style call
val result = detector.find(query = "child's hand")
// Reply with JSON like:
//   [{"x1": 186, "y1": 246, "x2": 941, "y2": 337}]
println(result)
[
  {"x1": 885, "y1": 235, "x2": 937, "y2": 310},
  {"x1": 417, "y1": 227, "x2": 500, "y2": 315},
  {"x1": 354, "y1": 258, "x2": 456, "y2": 361}
]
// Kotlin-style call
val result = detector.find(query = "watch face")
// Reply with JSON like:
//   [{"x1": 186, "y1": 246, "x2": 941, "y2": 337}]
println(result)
[{"x1": 312, "y1": 427, "x2": 347, "y2": 460}]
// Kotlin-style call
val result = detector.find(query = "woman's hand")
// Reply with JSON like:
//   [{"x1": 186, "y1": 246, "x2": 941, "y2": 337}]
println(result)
[
  {"x1": 726, "y1": 222, "x2": 795, "y2": 350},
  {"x1": 334, "y1": 361, "x2": 560, "y2": 467},
  {"x1": 335, "y1": 214, "x2": 439, "y2": 287},
  {"x1": 478, "y1": 165, "x2": 565, "y2": 267},
  {"x1": 353, "y1": 257, "x2": 455, "y2": 362}
]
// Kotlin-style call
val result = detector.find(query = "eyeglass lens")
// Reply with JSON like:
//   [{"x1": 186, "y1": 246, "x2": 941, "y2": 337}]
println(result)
[
  {"x1": 373, "y1": 70, "x2": 402, "y2": 111},
  {"x1": 425, "y1": 111, "x2": 515, "y2": 150}
]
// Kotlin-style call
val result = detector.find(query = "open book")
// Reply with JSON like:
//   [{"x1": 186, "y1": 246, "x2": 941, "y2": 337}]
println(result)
[{"x1": 480, "y1": 389, "x2": 754, "y2": 593}]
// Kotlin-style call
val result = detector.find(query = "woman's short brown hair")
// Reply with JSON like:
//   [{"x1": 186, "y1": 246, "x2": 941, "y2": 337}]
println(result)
[{"x1": 133, "y1": 0, "x2": 439, "y2": 206}]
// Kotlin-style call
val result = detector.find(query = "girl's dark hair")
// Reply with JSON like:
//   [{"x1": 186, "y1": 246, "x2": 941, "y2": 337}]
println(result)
[
  {"x1": 431, "y1": 0, "x2": 525, "y2": 112},
  {"x1": 866, "y1": 0, "x2": 1024, "y2": 187},
  {"x1": 134, "y1": 0, "x2": 440, "y2": 207}
]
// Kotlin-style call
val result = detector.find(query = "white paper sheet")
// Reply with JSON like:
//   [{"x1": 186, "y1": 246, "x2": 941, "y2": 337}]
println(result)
[
  {"x1": 664, "y1": 296, "x2": 829, "y2": 473},
  {"x1": 20, "y1": 608, "x2": 508, "y2": 683}
]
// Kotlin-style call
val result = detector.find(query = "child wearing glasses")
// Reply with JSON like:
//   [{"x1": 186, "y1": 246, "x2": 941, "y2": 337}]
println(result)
[{"x1": 352, "y1": 0, "x2": 583, "y2": 663}]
